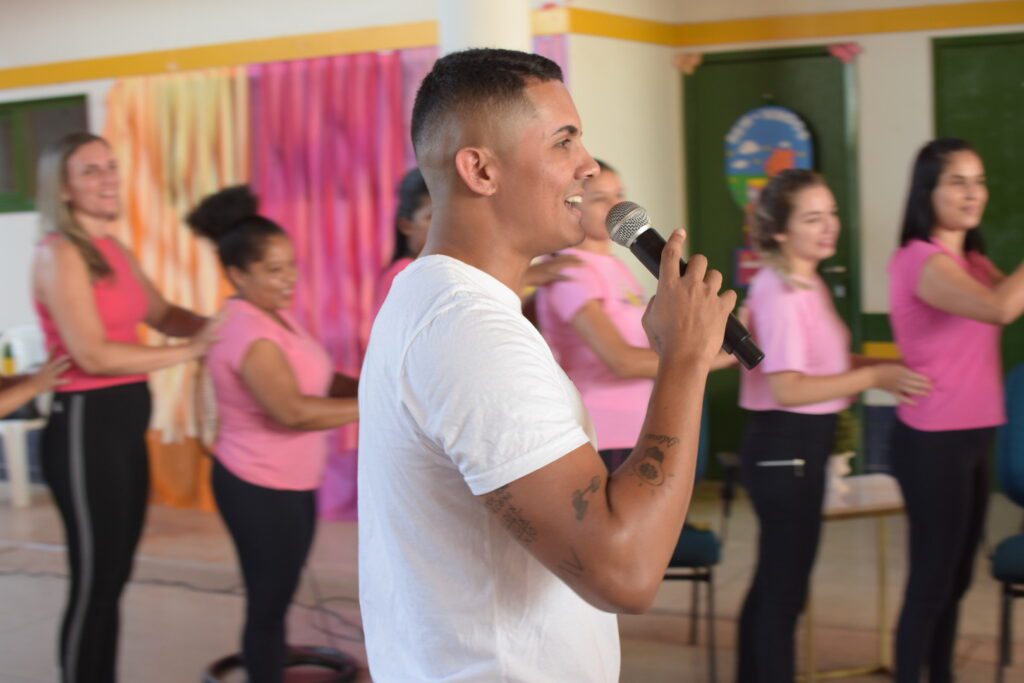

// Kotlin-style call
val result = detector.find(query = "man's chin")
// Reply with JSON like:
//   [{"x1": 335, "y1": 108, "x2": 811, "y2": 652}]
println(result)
[{"x1": 564, "y1": 225, "x2": 587, "y2": 248}]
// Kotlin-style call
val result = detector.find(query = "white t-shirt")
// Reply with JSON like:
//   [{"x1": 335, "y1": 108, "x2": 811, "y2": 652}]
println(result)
[{"x1": 358, "y1": 255, "x2": 621, "y2": 682}]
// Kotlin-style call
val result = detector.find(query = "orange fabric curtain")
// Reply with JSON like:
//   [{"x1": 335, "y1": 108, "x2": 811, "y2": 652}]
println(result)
[{"x1": 104, "y1": 68, "x2": 248, "y2": 509}]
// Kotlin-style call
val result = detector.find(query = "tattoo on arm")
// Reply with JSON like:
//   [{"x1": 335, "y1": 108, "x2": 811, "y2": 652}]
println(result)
[
  {"x1": 557, "y1": 547, "x2": 584, "y2": 580},
  {"x1": 631, "y1": 446, "x2": 667, "y2": 486},
  {"x1": 484, "y1": 485, "x2": 539, "y2": 546},
  {"x1": 643, "y1": 433, "x2": 679, "y2": 448},
  {"x1": 571, "y1": 475, "x2": 601, "y2": 521}
]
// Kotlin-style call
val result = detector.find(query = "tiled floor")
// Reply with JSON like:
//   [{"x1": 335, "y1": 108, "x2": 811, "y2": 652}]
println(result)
[{"x1": 0, "y1": 481, "x2": 1021, "y2": 682}]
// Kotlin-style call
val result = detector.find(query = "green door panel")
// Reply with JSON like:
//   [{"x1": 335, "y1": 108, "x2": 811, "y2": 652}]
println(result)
[{"x1": 684, "y1": 46, "x2": 860, "y2": 460}]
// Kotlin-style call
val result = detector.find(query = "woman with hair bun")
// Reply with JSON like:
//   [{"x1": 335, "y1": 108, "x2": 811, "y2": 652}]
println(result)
[{"x1": 187, "y1": 186, "x2": 358, "y2": 683}]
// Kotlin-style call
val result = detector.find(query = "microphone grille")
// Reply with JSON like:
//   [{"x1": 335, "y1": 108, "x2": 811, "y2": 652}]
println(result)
[{"x1": 605, "y1": 201, "x2": 650, "y2": 247}]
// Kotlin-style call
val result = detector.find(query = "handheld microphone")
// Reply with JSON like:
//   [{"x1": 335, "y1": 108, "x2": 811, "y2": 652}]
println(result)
[{"x1": 605, "y1": 201, "x2": 764, "y2": 370}]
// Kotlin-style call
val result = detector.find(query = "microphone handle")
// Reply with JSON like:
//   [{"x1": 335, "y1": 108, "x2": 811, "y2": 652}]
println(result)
[{"x1": 628, "y1": 229, "x2": 764, "y2": 370}]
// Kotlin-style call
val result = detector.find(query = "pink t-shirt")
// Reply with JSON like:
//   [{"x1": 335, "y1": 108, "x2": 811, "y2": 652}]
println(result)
[
  {"x1": 740, "y1": 266, "x2": 852, "y2": 415},
  {"x1": 536, "y1": 248, "x2": 653, "y2": 450},
  {"x1": 373, "y1": 257, "x2": 415, "y2": 318},
  {"x1": 888, "y1": 239, "x2": 1005, "y2": 431},
  {"x1": 207, "y1": 298, "x2": 335, "y2": 490},
  {"x1": 35, "y1": 236, "x2": 149, "y2": 392}
]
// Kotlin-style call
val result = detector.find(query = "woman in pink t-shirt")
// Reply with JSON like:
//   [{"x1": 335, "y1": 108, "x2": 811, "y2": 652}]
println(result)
[
  {"x1": 736, "y1": 170, "x2": 928, "y2": 682},
  {"x1": 887, "y1": 139, "x2": 1024, "y2": 683},
  {"x1": 32, "y1": 133, "x2": 219, "y2": 683},
  {"x1": 537, "y1": 160, "x2": 733, "y2": 470},
  {"x1": 536, "y1": 160, "x2": 653, "y2": 467},
  {"x1": 187, "y1": 187, "x2": 359, "y2": 683}
]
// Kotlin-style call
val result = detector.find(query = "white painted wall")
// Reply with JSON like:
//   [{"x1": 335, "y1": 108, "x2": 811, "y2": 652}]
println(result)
[
  {"x1": 567, "y1": 35, "x2": 681, "y2": 292},
  {"x1": 856, "y1": 32, "x2": 935, "y2": 311},
  {"x1": 0, "y1": 0, "x2": 437, "y2": 69}
]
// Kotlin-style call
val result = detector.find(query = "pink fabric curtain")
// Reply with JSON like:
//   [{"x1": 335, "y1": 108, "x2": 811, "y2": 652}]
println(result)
[
  {"x1": 249, "y1": 49, "x2": 434, "y2": 519},
  {"x1": 247, "y1": 41, "x2": 563, "y2": 519},
  {"x1": 533, "y1": 35, "x2": 568, "y2": 83}
]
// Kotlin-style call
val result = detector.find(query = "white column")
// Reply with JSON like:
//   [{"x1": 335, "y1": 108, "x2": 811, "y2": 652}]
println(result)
[{"x1": 438, "y1": 0, "x2": 532, "y2": 55}]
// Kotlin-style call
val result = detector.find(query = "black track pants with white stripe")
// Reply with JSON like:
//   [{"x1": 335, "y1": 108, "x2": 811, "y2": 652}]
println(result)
[{"x1": 41, "y1": 382, "x2": 151, "y2": 683}]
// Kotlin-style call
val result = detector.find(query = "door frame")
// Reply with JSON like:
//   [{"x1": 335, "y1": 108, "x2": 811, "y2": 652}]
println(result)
[{"x1": 683, "y1": 45, "x2": 863, "y2": 348}]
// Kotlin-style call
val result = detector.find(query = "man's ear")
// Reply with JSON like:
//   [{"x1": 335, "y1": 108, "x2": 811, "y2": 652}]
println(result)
[{"x1": 454, "y1": 146, "x2": 498, "y2": 197}]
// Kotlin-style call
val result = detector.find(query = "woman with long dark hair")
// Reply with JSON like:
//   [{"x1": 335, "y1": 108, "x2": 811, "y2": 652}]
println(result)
[
  {"x1": 32, "y1": 132, "x2": 218, "y2": 683},
  {"x1": 737, "y1": 169, "x2": 928, "y2": 682},
  {"x1": 188, "y1": 186, "x2": 358, "y2": 683},
  {"x1": 373, "y1": 168, "x2": 430, "y2": 315},
  {"x1": 888, "y1": 138, "x2": 1024, "y2": 682}
]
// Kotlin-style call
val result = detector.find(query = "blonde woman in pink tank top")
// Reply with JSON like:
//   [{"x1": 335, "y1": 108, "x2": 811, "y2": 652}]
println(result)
[
  {"x1": 887, "y1": 139, "x2": 1024, "y2": 683},
  {"x1": 31, "y1": 133, "x2": 220, "y2": 683}
]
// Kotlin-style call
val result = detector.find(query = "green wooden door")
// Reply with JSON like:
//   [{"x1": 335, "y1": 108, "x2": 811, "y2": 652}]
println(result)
[
  {"x1": 935, "y1": 32, "x2": 1024, "y2": 376},
  {"x1": 685, "y1": 47, "x2": 860, "y2": 459}
]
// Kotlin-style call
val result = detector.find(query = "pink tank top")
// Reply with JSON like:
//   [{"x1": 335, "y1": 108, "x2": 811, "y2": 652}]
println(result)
[{"x1": 35, "y1": 236, "x2": 150, "y2": 392}]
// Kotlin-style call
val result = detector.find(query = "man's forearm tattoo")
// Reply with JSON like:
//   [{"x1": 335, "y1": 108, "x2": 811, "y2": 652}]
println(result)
[
  {"x1": 644, "y1": 433, "x2": 679, "y2": 448},
  {"x1": 629, "y1": 433, "x2": 678, "y2": 488},
  {"x1": 571, "y1": 475, "x2": 601, "y2": 521},
  {"x1": 484, "y1": 485, "x2": 538, "y2": 546},
  {"x1": 557, "y1": 547, "x2": 584, "y2": 580},
  {"x1": 632, "y1": 446, "x2": 667, "y2": 486}
]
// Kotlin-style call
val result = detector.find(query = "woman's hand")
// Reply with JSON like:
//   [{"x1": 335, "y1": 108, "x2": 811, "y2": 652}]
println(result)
[
  {"x1": 870, "y1": 363, "x2": 931, "y2": 405},
  {"x1": 186, "y1": 313, "x2": 226, "y2": 360},
  {"x1": 26, "y1": 356, "x2": 71, "y2": 394},
  {"x1": 523, "y1": 254, "x2": 583, "y2": 288}
]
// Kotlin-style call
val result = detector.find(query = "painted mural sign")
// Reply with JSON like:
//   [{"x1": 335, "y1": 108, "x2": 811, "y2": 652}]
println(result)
[{"x1": 724, "y1": 105, "x2": 814, "y2": 287}]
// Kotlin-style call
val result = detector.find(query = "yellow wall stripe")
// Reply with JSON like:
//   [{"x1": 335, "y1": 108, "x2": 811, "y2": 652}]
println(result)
[
  {"x1": 862, "y1": 342, "x2": 902, "y2": 359},
  {"x1": 0, "y1": 20, "x2": 436, "y2": 90},
  {"x1": 563, "y1": 8, "x2": 681, "y2": 46},
  {"x1": 563, "y1": 2, "x2": 1024, "y2": 46},
  {"x1": 676, "y1": 0, "x2": 1024, "y2": 46},
  {"x1": 1, "y1": 2, "x2": 1023, "y2": 90}
]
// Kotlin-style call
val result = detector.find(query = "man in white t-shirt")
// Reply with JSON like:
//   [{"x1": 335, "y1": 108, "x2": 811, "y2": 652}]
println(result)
[{"x1": 358, "y1": 48, "x2": 735, "y2": 682}]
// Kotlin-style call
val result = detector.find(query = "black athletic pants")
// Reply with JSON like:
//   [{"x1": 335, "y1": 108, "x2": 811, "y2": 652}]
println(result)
[
  {"x1": 212, "y1": 459, "x2": 316, "y2": 683},
  {"x1": 736, "y1": 410, "x2": 837, "y2": 683},
  {"x1": 41, "y1": 382, "x2": 151, "y2": 683},
  {"x1": 890, "y1": 419, "x2": 992, "y2": 683}
]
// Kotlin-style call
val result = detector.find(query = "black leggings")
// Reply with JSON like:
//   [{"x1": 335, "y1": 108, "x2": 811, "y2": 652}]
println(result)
[
  {"x1": 890, "y1": 419, "x2": 992, "y2": 683},
  {"x1": 736, "y1": 410, "x2": 837, "y2": 683},
  {"x1": 41, "y1": 382, "x2": 151, "y2": 683},
  {"x1": 212, "y1": 459, "x2": 316, "y2": 683}
]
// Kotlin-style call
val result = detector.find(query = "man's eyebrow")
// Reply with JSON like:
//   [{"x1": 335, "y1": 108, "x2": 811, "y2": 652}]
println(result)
[{"x1": 552, "y1": 124, "x2": 580, "y2": 138}]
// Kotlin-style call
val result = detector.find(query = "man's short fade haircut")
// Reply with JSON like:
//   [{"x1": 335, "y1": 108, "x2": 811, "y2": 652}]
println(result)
[{"x1": 411, "y1": 48, "x2": 563, "y2": 155}]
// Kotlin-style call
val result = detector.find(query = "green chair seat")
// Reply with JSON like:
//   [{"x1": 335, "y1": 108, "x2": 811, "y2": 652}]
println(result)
[
  {"x1": 670, "y1": 523, "x2": 722, "y2": 568},
  {"x1": 992, "y1": 534, "x2": 1024, "y2": 584}
]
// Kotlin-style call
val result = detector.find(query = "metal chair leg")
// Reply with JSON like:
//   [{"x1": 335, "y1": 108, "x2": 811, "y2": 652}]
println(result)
[
  {"x1": 707, "y1": 571, "x2": 717, "y2": 683},
  {"x1": 690, "y1": 579, "x2": 700, "y2": 645},
  {"x1": 997, "y1": 584, "x2": 1010, "y2": 683}
]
